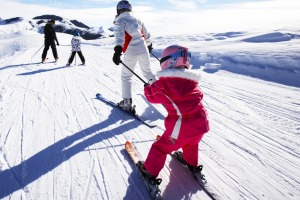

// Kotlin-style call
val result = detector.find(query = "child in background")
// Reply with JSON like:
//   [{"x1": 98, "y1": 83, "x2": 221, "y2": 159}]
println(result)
[
  {"x1": 67, "y1": 32, "x2": 85, "y2": 66},
  {"x1": 138, "y1": 45, "x2": 210, "y2": 185}
]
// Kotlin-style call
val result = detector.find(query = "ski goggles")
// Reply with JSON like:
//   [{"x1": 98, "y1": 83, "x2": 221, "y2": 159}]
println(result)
[{"x1": 160, "y1": 48, "x2": 191, "y2": 65}]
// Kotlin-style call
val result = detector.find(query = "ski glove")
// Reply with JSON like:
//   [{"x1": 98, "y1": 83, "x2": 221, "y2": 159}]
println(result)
[
  {"x1": 113, "y1": 46, "x2": 122, "y2": 65},
  {"x1": 144, "y1": 78, "x2": 153, "y2": 87},
  {"x1": 56, "y1": 42, "x2": 59, "y2": 46},
  {"x1": 148, "y1": 43, "x2": 153, "y2": 53}
]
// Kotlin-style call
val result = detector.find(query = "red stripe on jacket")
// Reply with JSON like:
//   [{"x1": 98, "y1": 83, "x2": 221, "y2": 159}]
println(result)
[{"x1": 122, "y1": 31, "x2": 132, "y2": 53}]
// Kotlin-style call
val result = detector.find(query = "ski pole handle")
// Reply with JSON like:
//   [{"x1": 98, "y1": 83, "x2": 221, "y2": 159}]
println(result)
[{"x1": 121, "y1": 61, "x2": 147, "y2": 84}]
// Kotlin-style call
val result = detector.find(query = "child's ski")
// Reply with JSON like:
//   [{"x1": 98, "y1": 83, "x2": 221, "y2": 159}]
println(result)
[
  {"x1": 125, "y1": 141, "x2": 162, "y2": 200},
  {"x1": 156, "y1": 135, "x2": 217, "y2": 200}
]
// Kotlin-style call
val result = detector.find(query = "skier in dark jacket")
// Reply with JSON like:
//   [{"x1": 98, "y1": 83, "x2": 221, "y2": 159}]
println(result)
[{"x1": 41, "y1": 19, "x2": 59, "y2": 63}]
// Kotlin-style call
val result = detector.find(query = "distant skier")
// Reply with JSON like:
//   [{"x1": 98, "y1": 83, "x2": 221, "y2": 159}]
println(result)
[
  {"x1": 112, "y1": 0, "x2": 156, "y2": 113},
  {"x1": 137, "y1": 45, "x2": 210, "y2": 185},
  {"x1": 66, "y1": 32, "x2": 85, "y2": 66},
  {"x1": 41, "y1": 19, "x2": 59, "y2": 63}
]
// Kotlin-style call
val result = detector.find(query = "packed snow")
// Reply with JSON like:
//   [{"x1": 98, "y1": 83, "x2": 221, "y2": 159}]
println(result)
[{"x1": 1, "y1": 2, "x2": 300, "y2": 200}]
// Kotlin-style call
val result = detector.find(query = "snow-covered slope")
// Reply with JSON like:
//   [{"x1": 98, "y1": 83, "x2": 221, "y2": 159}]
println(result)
[{"x1": 0, "y1": 21, "x2": 300, "y2": 200}]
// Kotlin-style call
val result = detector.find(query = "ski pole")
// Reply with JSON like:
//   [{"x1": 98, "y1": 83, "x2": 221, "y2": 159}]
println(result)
[
  {"x1": 120, "y1": 61, "x2": 147, "y2": 84},
  {"x1": 31, "y1": 44, "x2": 44, "y2": 60},
  {"x1": 150, "y1": 52, "x2": 160, "y2": 62}
]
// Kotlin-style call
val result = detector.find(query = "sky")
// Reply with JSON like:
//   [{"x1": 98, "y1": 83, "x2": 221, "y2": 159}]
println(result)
[
  {"x1": 1, "y1": 0, "x2": 300, "y2": 34},
  {"x1": 16, "y1": 0, "x2": 270, "y2": 9}
]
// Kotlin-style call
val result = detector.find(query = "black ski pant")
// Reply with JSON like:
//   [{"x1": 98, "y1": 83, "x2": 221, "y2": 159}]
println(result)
[
  {"x1": 42, "y1": 40, "x2": 58, "y2": 60},
  {"x1": 68, "y1": 51, "x2": 85, "y2": 64}
]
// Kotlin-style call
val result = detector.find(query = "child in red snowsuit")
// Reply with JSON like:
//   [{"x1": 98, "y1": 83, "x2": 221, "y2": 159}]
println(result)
[{"x1": 140, "y1": 45, "x2": 210, "y2": 182}]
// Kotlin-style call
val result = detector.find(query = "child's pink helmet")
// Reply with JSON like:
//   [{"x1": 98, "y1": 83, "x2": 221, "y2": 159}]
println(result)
[{"x1": 160, "y1": 45, "x2": 191, "y2": 70}]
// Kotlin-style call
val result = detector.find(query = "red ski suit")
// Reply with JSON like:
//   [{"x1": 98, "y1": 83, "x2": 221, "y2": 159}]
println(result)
[{"x1": 143, "y1": 69, "x2": 210, "y2": 177}]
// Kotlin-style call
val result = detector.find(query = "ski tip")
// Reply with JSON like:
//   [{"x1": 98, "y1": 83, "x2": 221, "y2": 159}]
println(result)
[
  {"x1": 125, "y1": 141, "x2": 132, "y2": 148},
  {"x1": 96, "y1": 93, "x2": 101, "y2": 97},
  {"x1": 156, "y1": 135, "x2": 161, "y2": 140}
]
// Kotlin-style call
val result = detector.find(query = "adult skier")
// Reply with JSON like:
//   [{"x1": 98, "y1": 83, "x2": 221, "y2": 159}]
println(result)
[
  {"x1": 138, "y1": 45, "x2": 210, "y2": 185},
  {"x1": 112, "y1": 0, "x2": 156, "y2": 113},
  {"x1": 66, "y1": 32, "x2": 85, "y2": 66},
  {"x1": 41, "y1": 19, "x2": 59, "y2": 63}
]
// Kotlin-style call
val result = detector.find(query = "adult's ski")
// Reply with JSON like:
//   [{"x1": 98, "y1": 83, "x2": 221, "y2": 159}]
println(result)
[
  {"x1": 95, "y1": 93, "x2": 156, "y2": 128},
  {"x1": 36, "y1": 58, "x2": 48, "y2": 66},
  {"x1": 125, "y1": 141, "x2": 162, "y2": 200},
  {"x1": 156, "y1": 135, "x2": 217, "y2": 200}
]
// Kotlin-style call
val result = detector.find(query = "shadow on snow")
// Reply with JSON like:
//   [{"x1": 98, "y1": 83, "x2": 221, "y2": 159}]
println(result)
[
  {"x1": 16, "y1": 66, "x2": 67, "y2": 76},
  {"x1": 0, "y1": 62, "x2": 41, "y2": 71},
  {"x1": 0, "y1": 108, "x2": 140, "y2": 199}
]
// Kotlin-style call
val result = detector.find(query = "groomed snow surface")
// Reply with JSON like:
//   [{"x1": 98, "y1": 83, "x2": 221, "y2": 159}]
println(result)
[{"x1": 0, "y1": 22, "x2": 300, "y2": 200}]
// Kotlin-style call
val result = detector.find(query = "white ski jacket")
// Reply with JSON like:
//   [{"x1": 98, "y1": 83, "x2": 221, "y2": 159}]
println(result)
[
  {"x1": 71, "y1": 36, "x2": 82, "y2": 51},
  {"x1": 114, "y1": 12, "x2": 151, "y2": 55}
]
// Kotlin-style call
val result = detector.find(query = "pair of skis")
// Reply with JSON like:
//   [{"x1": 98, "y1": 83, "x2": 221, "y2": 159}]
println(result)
[
  {"x1": 36, "y1": 58, "x2": 57, "y2": 66},
  {"x1": 125, "y1": 138, "x2": 216, "y2": 200},
  {"x1": 66, "y1": 63, "x2": 85, "y2": 67}
]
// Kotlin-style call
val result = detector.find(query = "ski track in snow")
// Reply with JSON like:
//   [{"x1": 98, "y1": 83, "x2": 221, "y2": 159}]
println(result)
[
  {"x1": 0, "y1": 36, "x2": 299, "y2": 200},
  {"x1": 199, "y1": 72, "x2": 300, "y2": 199}
]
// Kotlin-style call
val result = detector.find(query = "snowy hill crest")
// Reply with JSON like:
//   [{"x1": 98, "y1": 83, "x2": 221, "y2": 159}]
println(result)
[{"x1": 0, "y1": 15, "x2": 113, "y2": 40}]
